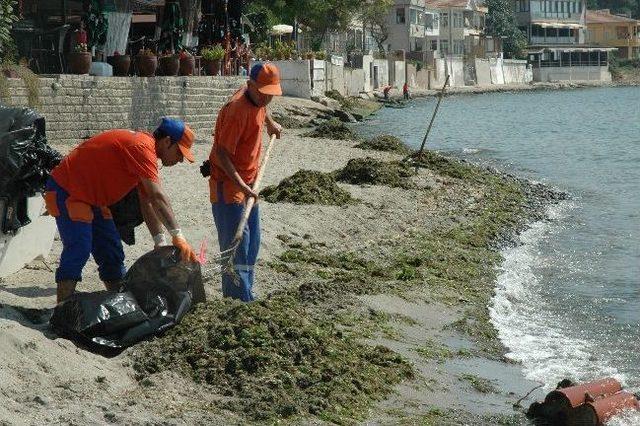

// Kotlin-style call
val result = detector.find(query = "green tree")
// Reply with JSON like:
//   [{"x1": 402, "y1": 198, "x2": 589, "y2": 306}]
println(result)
[
  {"x1": 0, "y1": 0, "x2": 19, "y2": 62},
  {"x1": 485, "y1": 0, "x2": 528, "y2": 58},
  {"x1": 361, "y1": 0, "x2": 394, "y2": 54}
]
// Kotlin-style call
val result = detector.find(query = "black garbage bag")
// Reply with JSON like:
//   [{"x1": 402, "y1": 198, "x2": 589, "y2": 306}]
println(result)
[
  {"x1": 0, "y1": 106, "x2": 62, "y2": 234},
  {"x1": 109, "y1": 188, "x2": 144, "y2": 245},
  {"x1": 50, "y1": 246, "x2": 205, "y2": 352}
]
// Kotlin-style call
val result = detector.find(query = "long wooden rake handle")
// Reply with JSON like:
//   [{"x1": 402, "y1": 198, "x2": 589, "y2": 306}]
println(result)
[{"x1": 231, "y1": 133, "x2": 278, "y2": 245}]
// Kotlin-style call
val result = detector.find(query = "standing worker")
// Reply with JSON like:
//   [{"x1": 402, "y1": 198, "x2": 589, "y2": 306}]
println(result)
[
  {"x1": 208, "y1": 62, "x2": 283, "y2": 302},
  {"x1": 45, "y1": 118, "x2": 199, "y2": 303},
  {"x1": 403, "y1": 82, "x2": 410, "y2": 100}
]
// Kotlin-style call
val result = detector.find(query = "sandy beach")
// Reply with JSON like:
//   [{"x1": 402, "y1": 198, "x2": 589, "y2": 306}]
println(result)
[{"x1": 0, "y1": 94, "x2": 565, "y2": 425}]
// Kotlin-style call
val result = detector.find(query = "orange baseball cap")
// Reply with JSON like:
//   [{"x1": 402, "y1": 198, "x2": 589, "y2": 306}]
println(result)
[
  {"x1": 250, "y1": 63, "x2": 283, "y2": 96},
  {"x1": 156, "y1": 117, "x2": 195, "y2": 163}
]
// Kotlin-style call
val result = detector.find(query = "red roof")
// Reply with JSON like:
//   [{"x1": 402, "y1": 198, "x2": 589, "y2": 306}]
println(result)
[{"x1": 586, "y1": 9, "x2": 639, "y2": 24}]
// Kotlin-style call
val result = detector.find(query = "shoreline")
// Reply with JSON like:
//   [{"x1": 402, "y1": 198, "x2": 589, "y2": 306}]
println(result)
[
  {"x1": 377, "y1": 78, "x2": 639, "y2": 102},
  {"x1": 0, "y1": 94, "x2": 566, "y2": 424}
]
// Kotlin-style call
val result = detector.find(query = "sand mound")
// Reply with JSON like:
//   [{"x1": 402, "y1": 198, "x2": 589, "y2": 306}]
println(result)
[
  {"x1": 302, "y1": 119, "x2": 359, "y2": 140},
  {"x1": 261, "y1": 170, "x2": 355, "y2": 205},
  {"x1": 335, "y1": 157, "x2": 415, "y2": 189},
  {"x1": 131, "y1": 295, "x2": 412, "y2": 422},
  {"x1": 355, "y1": 135, "x2": 411, "y2": 154}
]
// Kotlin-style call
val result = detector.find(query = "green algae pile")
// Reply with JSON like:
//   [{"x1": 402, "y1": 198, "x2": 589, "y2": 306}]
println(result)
[
  {"x1": 132, "y1": 294, "x2": 413, "y2": 422},
  {"x1": 261, "y1": 170, "x2": 355, "y2": 206},
  {"x1": 272, "y1": 112, "x2": 308, "y2": 129},
  {"x1": 303, "y1": 118, "x2": 360, "y2": 140},
  {"x1": 335, "y1": 157, "x2": 415, "y2": 189},
  {"x1": 355, "y1": 135, "x2": 412, "y2": 155}
]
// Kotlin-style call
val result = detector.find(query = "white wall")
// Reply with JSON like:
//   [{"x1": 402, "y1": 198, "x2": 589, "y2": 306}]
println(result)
[
  {"x1": 269, "y1": 60, "x2": 312, "y2": 98},
  {"x1": 533, "y1": 66, "x2": 611, "y2": 82},
  {"x1": 372, "y1": 59, "x2": 389, "y2": 89}
]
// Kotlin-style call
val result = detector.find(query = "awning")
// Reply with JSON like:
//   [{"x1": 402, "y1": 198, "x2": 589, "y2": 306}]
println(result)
[{"x1": 534, "y1": 22, "x2": 584, "y2": 29}]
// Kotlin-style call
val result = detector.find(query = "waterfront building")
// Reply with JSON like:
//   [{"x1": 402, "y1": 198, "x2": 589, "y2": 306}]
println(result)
[
  {"x1": 515, "y1": 0, "x2": 615, "y2": 81},
  {"x1": 586, "y1": 9, "x2": 640, "y2": 59},
  {"x1": 430, "y1": 0, "x2": 500, "y2": 58},
  {"x1": 386, "y1": 0, "x2": 441, "y2": 60}
]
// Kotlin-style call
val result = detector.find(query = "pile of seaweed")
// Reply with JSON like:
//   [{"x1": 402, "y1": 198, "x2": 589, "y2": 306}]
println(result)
[
  {"x1": 355, "y1": 134, "x2": 412, "y2": 155},
  {"x1": 261, "y1": 170, "x2": 355, "y2": 206},
  {"x1": 272, "y1": 112, "x2": 309, "y2": 129},
  {"x1": 131, "y1": 294, "x2": 413, "y2": 422},
  {"x1": 335, "y1": 157, "x2": 415, "y2": 189},
  {"x1": 302, "y1": 118, "x2": 359, "y2": 140},
  {"x1": 409, "y1": 150, "x2": 481, "y2": 181}
]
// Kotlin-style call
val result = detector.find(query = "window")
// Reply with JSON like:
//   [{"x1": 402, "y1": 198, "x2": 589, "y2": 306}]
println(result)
[
  {"x1": 578, "y1": 1, "x2": 582, "y2": 12},
  {"x1": 410, "y1": 9, "x2": 419, "y2": 25},
  {"x1": 453, "y1": 12, "x2": 463, "y2": 28},
  {"x1": 440, "y1": 39, "x2": 449, "y2": 53},
  {"x1": 559, "y1": 28, "x2": 569, "y2": 37},
  {"x1": 442, "y1": 12, "x2": 449, "y2": 28},
  {"x1": 431, "y1": 39, "x2": 438, "y2": 50},
  {"x1": 572, "y1": 2, "x2": 576, "y2": 13},
  {"x1": 425, "y1": 13, "x2": 434, "y2": 30},
  {"x1": 560, "y1": 2, "x2": 564, "y2": 13},
  {"x1": 454, "y1": 40, "x2": 464, "y2": 54},
  {"x1": 396, "y1": 8, "x2": 406, "y2": 24},
  {"x1": 554, "y1": 1, "x2": 558, "y2": 12}
]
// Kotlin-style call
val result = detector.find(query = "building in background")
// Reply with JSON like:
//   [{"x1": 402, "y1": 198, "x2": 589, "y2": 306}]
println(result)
[
  {"x1": 516, "y1": 0, "x2": 615, "y2": 81},
  {"x1": 386, "y1": 0, "x2": 440, "y2": 60},
  {"x1": 586, "y1": 9, "x2": 640, "y2": 59},
  {"x1": 431, "y1": 0, "x2": 496, "y2": 57}
]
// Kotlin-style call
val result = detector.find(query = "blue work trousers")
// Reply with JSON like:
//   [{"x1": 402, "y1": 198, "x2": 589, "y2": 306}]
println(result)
[
  {"x1": 211, "y1": 187, "x2": 260, "y2": 302},
  {"x1": 45, "y1": 178, "x2": 126, "y2": 283}
]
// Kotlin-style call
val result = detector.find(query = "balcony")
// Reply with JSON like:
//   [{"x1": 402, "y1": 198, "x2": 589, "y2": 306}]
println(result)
[{"x1": 531, "y1": 35, "x2": 577, "y2": 44}]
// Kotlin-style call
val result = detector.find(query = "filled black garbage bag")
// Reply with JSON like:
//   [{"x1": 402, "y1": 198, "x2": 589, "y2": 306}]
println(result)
[
  {"x1": 109, "y1": 188, "x2": 144, "y2": 245},
  {"x1": 0, "y1": 106, "x2": 62, "y2": 234},
  {"x1": 50, "y1": 246, "x2": 205, "y2": 352}
]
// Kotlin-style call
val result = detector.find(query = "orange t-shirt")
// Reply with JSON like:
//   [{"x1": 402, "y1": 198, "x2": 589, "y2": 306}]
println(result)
[
  {"x1": 51, "y1": 129, "x2": 159, "y2": 206},
  {"x1": 209, "y1": 89, "x2": 266, "y2": 203}
]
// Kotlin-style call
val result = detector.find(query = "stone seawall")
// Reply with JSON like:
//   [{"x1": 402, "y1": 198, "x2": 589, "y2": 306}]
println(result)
[{"x1": 5, "y1": 75, "x2": 246, "y2": 144}]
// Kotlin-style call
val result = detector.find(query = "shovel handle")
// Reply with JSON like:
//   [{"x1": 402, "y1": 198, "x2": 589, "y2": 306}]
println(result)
[{"x1": 232, "y1": 134, "x2": 278, "y2": 244}]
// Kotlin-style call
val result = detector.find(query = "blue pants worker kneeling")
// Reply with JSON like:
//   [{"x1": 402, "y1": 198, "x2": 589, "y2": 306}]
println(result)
[
  {"x1": 211, "y1": 190, "x2": 260, "y2": 302},
  {"x1": 45, "y1": 178, "x2": 126, "y2": 301}
]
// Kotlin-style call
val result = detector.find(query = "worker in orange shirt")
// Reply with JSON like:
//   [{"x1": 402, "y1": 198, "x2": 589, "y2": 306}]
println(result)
[
  {"x1": 45, "y1": 118, "x2": 199, "y2": 303},
  {"x1": 208, "y1": 63, "x2": 282, "y2": 301}
]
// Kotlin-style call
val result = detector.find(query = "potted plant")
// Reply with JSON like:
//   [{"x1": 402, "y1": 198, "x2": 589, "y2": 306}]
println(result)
[
  {"x1": 159, "y1": 51, "x2": 180, "y2": 76},
  {"x1": 135, "y1": 48, "x2": 157, "y2": 77},
  {"x1": 67, "y1": 43, "x2": 92, "y2": 74},
  {"x1": 107, "y1": 50, "x2": 131, "y2": 76},
  {"x1": 179, "y1": 50, "x2": 195, "y2": 76},
  {"x1": 201, "y1": 44, "x2": 225, "y2": 76}
]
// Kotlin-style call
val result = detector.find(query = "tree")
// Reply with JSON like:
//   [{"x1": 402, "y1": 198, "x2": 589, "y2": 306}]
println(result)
[
  {"x1": 485, "y1": 0, "x2": 528, "y2": 58},
  {"x1": 361, "y1": 0, "x2": 393, "y2": 54},
  {"x1": 0, "y1": 0, "x2": 19, "y2": 62}
]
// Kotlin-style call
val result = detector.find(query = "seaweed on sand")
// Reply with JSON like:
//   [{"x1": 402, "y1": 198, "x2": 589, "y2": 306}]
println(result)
[
  {"x1": 272, "y1": 112, "x2": 309, "y2": 129},
  {"x1": 261, "y1": 170, "x2": 355, "y2": 206},
  {"x1": 302, "y1": 118, "x2": 360, "y2": 140},
  {"x1": 335, "y1": 157, "x2": 415, "y2": 189},
  {"x1": 131, "y1": 294, "x2": 413, "y2": 422},
  {"x1": 355, "y1": 135, "x2": 412, "y2": 155}
]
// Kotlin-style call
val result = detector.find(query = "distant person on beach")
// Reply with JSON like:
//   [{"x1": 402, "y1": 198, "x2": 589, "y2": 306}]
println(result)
[
  {"x1": 383, "y1": 85, "x2": 392, "y2": 100},
  {"x1": 403, "y1": 82, "x2": 410, "y2": 100},
  {"x1": 208, "y1": 62, "x2": 283, "y2": 302},
  {"x1": 45, "y1": 119, "x2": 199, "y2": 303}
]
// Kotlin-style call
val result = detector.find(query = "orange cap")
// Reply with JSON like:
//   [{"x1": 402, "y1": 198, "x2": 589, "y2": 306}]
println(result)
[{"x1": 250, "y1": 63, "x2": 283, "y2": 96}]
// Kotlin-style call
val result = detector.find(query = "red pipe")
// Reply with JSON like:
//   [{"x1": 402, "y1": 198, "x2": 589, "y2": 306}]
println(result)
[
  {"x1": 588, "y1": 391, "x2": 640, "y2": 425},
  {"x1": 546, "y1": 378, "x2": 622, "y2": 408}
]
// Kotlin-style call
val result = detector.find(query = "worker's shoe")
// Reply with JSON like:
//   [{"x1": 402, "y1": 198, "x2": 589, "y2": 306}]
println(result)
[
  {"x1": 103, "y1": 279, "x2": 124, "y2": 292},
  {"x1": 56, "y1": 280, "x2": 77, "y2": 304}
]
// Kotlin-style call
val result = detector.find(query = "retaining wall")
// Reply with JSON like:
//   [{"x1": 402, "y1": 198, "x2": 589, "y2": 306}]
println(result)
[{"x1": 5, "y1": 75, "x2": 244, "y2": 144}]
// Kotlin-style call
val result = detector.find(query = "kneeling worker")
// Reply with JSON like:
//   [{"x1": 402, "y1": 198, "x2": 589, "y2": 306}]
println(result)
[{"x1": 45, "y1": 118, "x2": 199, "y2": 303}]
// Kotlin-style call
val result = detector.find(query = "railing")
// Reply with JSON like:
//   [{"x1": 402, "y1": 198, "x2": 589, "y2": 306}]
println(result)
[
  {"x1": 533, "y1": 60, "x2": 608, "y2": 68},
  {"x1": 530, "y1": 36, "x2": 577, "y2": 44}
]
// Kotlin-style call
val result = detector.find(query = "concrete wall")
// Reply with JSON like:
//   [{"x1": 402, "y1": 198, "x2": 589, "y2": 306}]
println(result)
[
  {"x1": 489, "y1": 58, "x2": 505, "y2": 85},
  {"x1": 406, "y1": 63, "x2": 430, "y2": 89},
  {"x1": 310, "y1": 59, "x2": 326, "y2": 97},
  {"x1": 362, "y1": 55, "x2": 373, "y2": 92},
  {"x1": 442, "y1": 57, "x2": 464, "y2": 87},
  {"x1": 269, "y1": 60, "x2": 313, "y2": 98},
  {"x1": 344, "y1": 67, "x2": 365, "y2": 95},
  {"x1": 5, "y1": 75, "x2": 244, "y2": 144},
  {"x1": 475, "y1": 58, "x2": 492, "y2": 86},
  {"x1": 502, "y1": 59, "x2": 531, "y2": 84},
  {"x1": 372, "y1": 59, "x2": 389, "y2": 89},
  {"x1": 325, "y1": 61, "x2": 346, "y2": 95},
  {"x1": 389, "y1": 60, "x2": 406, "y2": 87},
  {"x1": 532, "y1": 66, "x2": 611, "y2": 82}
]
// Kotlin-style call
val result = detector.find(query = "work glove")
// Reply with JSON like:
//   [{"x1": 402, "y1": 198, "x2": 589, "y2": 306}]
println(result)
[{"x1": 172, "y1": 235, "x2": 198, "y2": 263}]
